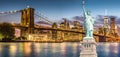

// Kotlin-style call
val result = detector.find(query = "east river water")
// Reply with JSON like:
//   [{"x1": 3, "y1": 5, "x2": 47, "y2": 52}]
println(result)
[{"x1": 0, "y1": 42, "x2": 120, "y2": 57}]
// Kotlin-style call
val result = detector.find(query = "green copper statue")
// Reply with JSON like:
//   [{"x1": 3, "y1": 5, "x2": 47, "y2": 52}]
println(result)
[{"x1": 82, "y1": 0, "x2": 94, "y2": 38}]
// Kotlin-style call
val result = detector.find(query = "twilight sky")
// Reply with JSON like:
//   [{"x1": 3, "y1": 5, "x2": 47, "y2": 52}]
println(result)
[{"x1": 0, "y1": 0, "x2": 120, "y2": 25}]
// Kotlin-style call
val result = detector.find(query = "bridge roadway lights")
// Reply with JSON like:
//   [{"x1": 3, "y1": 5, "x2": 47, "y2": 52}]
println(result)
[{"x1": 80, "y1": 38, "x2": 97, "y2": 57}]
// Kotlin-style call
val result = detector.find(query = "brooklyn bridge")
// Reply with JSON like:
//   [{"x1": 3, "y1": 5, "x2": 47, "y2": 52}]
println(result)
[{"x1": 0, "y1": 7, "x2": 120, "y2": 42}]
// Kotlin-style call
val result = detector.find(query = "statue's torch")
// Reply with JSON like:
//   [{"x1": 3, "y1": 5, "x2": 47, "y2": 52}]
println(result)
[{"x1": 82, "y1": 0, "x2": 85, "y2": 5}]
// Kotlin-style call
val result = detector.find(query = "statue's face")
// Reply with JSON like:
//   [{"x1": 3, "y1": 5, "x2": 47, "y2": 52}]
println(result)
[{"x1": 87, "y1": 11, "x2": 91, "y2": 15}]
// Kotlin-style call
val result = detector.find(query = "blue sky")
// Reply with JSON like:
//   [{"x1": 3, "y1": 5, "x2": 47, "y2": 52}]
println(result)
[{"x1": 0, "y1": 0, "x2": 120, "y2": 23}]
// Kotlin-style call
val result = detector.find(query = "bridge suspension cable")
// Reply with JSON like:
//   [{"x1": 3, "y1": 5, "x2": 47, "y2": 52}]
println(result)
[{"x1": 35, "y1": 11, "x2": 54, "y2": 25}]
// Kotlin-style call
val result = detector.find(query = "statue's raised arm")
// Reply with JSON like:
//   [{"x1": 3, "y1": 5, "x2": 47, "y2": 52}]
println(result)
[{"x1": 82, "y1": 0, "x2": 87, "y2": 17}]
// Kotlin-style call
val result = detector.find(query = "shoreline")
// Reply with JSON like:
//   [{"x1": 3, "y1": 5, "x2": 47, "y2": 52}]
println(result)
[{"x1": 0, "y1": 40, "x2": 81, "y2": 43}]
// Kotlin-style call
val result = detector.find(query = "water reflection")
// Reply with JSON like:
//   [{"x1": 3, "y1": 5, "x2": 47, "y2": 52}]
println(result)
[
  {"x1": 1, "y1": 43, "x2": 11, "y2": 57},
  {"x1": 108, "y1": 43, "x2": 118, "y2": 57},
  {"x1": 97, "y1": 43, "x2": 119, "y2": 57},
  {"x1": 60, "y1": 43, "x2": 66, "y2": 57},
  {"x1": 9, "y1": 43, "x2": 17, "y2": 57},
  {"x1": 17, "y1": 43, "x2": 24, "y2": 57},
  {"x1": 24, "y1": 43, "x2": 31, "y2": 57},
  {"x1": 0, "y1": 42, "x2": 119, "y2": 57},
  {"x1": 0, "y1": 44, "x2": 2, "y2": 57}
]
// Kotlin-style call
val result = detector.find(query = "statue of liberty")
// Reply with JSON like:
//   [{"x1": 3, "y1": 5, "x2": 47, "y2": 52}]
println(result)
[
  {"x1": 80, "y1": 1, "x2": 97, "y2": 57},
  {"x1": 82, "y1": 0, "x2": 95, "y2": 38}
]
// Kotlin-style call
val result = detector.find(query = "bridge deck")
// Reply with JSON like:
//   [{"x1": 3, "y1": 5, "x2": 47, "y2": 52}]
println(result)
[{"x1": 12, "y1": 25, "x2": 114, "y2": 38}]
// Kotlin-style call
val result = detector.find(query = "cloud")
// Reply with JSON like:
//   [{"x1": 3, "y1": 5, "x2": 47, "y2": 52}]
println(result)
[
  {"x1": 95, "y1": 15, "x2": 104, "y2": 24},
  {"x1": 72, "y1": 16, "x2": 84, "y2": 24},
  {"x1": 35, "y1": 21, "x2": 52, "y2": 26},
  {"x1": 72, "y1": 15, "x2": 105, "y2": 26},
  {"x1": 115, "y1": 18, "x2": 120, "y2": 24},
  {"x1": 72, "y1": 16, "x2": 84, "y2": 21},
  {"x1": 57, "y1": 18, "x2": 74, "y2": 25}
]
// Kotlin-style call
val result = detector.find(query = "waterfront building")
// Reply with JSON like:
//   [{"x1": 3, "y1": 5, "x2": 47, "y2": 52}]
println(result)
[
  {"x1": 52, "y1": 23, "x2": 58, "y2": 39},
  {"x1": 59, "y1": 18, "x2": 71, "y2": 40},
  {"x1": 28, "y1": 34, "x2": 48, "y2": 41},
  {"x1": 71, "y1": 21, "x2": 84, "y2": 41}
]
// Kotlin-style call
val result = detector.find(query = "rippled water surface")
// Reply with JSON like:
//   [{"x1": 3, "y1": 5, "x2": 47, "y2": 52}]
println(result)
[{"x1": 0, "y1": 42, "x2": 120, "y2": 57}]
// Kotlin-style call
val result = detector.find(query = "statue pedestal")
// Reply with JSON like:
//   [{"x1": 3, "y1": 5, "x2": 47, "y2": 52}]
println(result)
[{"x1": 80, "y1": 37, "x2": 97, "y2": 57}]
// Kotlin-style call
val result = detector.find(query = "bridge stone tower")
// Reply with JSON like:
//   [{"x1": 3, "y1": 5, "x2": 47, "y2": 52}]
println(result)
[{"x1": 21, "y1": 7, "x2": 34, "y2": 36}]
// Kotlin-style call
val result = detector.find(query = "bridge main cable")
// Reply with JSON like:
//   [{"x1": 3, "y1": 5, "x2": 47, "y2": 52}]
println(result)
[{"x1": 35, "y1": 11, "x2": 54, "y2": 25}]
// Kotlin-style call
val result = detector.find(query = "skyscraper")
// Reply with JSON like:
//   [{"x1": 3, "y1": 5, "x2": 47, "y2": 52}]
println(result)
[
  {"x1": 110, "y1": 17, "x2": 118, "y2": 37},
  {"x1": 110, "y1": 18, "x2": 115, "y2": 34}
]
